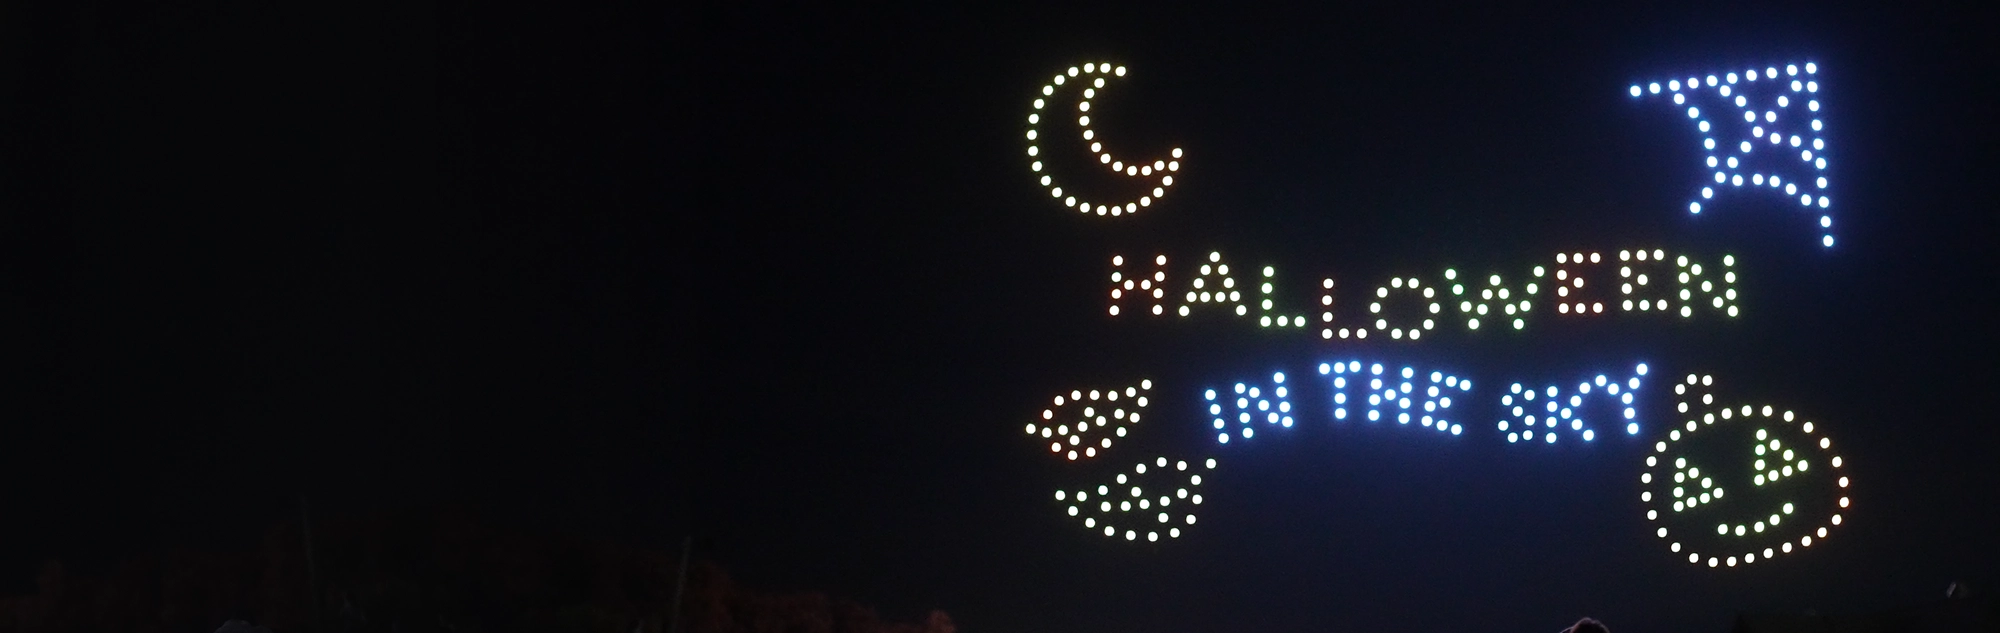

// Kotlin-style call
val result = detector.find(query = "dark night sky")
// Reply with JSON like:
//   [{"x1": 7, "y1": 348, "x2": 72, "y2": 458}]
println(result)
[{"x1": 4, "y1": 2, "x2": 1999, "y2": 632}]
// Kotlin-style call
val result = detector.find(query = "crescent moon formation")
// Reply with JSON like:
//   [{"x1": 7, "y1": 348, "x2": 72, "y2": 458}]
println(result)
[{"x1": 1025, "y1": 62, "x2": 1182, "y2": 217}]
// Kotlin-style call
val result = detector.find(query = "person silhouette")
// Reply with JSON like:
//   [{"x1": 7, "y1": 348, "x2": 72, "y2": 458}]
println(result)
[{"x1": 1562, "y1": 617, "x2": 1609, "y2": 633}]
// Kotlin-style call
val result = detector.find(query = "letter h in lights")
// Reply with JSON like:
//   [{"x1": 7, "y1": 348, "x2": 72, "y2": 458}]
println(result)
[
  {"x1": 1317, "y1": 362, "x2": 1471, "y2": 435},
  {"x1": 1107, "y1": 255, "x2": 1169, "y2": 317}
]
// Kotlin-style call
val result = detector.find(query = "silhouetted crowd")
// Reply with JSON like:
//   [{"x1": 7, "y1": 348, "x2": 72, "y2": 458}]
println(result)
[{"x1": 0, "y1": 509, "x2": 952, "y2": 633}]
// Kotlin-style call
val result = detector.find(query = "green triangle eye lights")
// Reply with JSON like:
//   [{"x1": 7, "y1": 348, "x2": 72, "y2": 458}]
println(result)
[
  {"x1": 1640, "y1": 374, "x2": 1850, "y2": 568},
  {"x1": 1019, "y1": 60, "x2": 1849, "y2": 566}
]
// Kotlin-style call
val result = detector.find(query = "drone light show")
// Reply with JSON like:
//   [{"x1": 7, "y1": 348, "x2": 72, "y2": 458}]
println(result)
[
  {"x1": 1024, "y1": 62, "x2": 1183, "y2": 217},
  {"x1": 1107, "y1": 248, "x2": 1742, "y2": 338},
  {"x1": 1015, "y1": 59, "x2": 1854, "y2": 569},
  {"x1": 1638, "y1": 373, "x2": 1849, "y2": 568},
  {"x1": 1025, "y1": 380, "x2": 1154, "y2": 461},
  {"x1": 1631, "y1": 63, "x2": 1835, "y2": 248},
  {"x1": 1317, "y1": 363, "x2": 1472, "y2": 434},
  {"x1": 1051, "y1": 457, "x2": 1217, "y2": 542}
]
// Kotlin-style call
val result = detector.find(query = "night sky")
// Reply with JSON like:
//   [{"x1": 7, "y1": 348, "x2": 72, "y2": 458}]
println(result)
[{"x1": 5, "y1": 3, "x2": 1999, "y2": 632}]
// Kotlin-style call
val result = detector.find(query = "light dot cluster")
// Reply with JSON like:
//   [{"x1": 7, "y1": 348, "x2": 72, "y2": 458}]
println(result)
[
  {"x1": 1204, "y1": 372, "x2": 1293, "y2": 444},
  {"x1": 1257, "y1": 265, "x2": 1308, "y2": 328},
  {"x1": 1113, "y1": 255, "x2": 1309, "y2": 324},
  {"x1": 1021, "y1": 58, "x2": 1866, "y2": 561},
  {"x1": 1618, "y1": 249, "x2": 1673, "y2": 312},
  {"x1": 1319, "y1": 277, "x2": 1357, "y2": 340},
  {"x1": 1026, "y1": 379, "x2": 1154, "y2": 461},
  {"x1": 1332, "y1": 276, "x2": 1439, "y2": 340},
  {"x1": 1551, "y1": 252, "x2": 1607, "y2": 315},
  {"x1": 1672, "y1": 253, "x2": 1741, "y2": 318},
  {"x1": 1026, "y1": 63, "x2": 1182, "y2": 217},
  {"x1": 1177, "y1": 251, "x2": 1248, "y2": 318},
  {"x1": 1499, "y1": 363, "x2": 1649, "y2": 443},
  {"x1": 1663, "y1": 453, "x2": 1725, "y2": 513},
  {"x1": 1305, "y1": 250, "x2": 1742, "y2": 341},
  {"x1": 1107, "y1": 254, "x2": 1171, "y2": 316},
  {"x1": 1444, "y1": 268, "x2": 1537, "y2": 331},
  {"x1": 1055, "y1": 456, "x2": 1216, "y2": 542},
  {"x1": 1547, "y1": 250, "x2": 1742, "y2": 320},
  {"x1": 1632, "y1": 63, "x2": 1835, "y2": 248},
  {"x1": 1316, "y1": 362, "x2": 1471, "y2": 435},
  {"x1": 1639, "y1": 372, "x2": 1849, "y2": 568}
]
